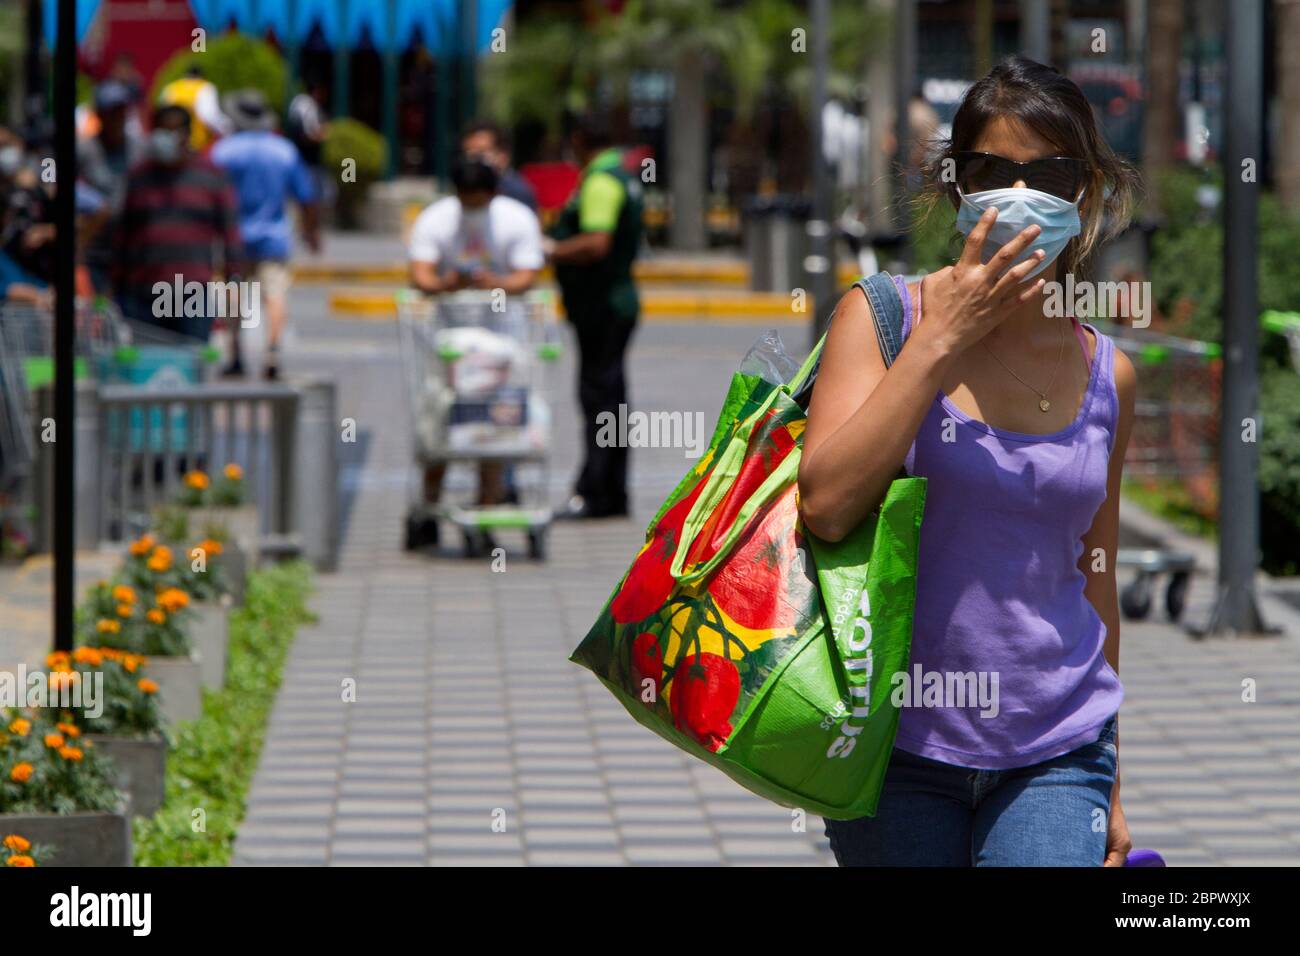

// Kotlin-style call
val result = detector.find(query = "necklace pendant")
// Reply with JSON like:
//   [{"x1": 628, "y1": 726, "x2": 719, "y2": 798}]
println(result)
[{"x1": 1038, "y1": 398, "x2": 1051, "y2": 412}]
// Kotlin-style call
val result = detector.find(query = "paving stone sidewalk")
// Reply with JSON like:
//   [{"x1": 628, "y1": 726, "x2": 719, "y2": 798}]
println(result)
[{"x1": 232, "y1": 299, "x2": 1300, "y2": 867}]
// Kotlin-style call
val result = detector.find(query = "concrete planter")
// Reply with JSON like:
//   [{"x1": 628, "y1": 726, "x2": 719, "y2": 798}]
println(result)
[
  {"x1": 223, "y1": 542, "x2": 248, "y2": 606},
  {"x1": 0, "y1": 809, "x2": 132, "y2": 866},
  {"x1": 87, "y1": 735, "x2": 167, "y2": 818},
  {"x1": 187, "y1": 504, "x2": 260, "y2": 569},
  {"x1": 190, "y1": 598, "x2": 231, "y2": 690},
  {"x1": 148, "y1": 655, "x2": 202, "y2": 726}
]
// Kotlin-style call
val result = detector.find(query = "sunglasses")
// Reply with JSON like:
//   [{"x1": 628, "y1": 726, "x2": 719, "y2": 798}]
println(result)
[{"x1": 953, "y1": 151, "x2": 1089, "y2": 202}]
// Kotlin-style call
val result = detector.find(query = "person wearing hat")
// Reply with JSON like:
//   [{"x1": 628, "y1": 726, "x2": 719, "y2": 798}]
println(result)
[
  {"x1": 78, "y1": 80, "x2": 146, "y2": 292},
  {"x1": 158, "y1": 65, "x2": 231, "y2": 151},
  {"x1": 210, "y1": 89, "x2": 321, "y2": 379}
]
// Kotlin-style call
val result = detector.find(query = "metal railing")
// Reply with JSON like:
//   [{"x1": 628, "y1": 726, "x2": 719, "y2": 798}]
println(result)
[{"x1": 30, "y1": 379, "x2": 339, "y2": 570}]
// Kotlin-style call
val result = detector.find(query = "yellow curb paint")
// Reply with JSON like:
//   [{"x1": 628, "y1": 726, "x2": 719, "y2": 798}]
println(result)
[
  {"x1": 327, "y1": 290, "x2": 811, "y2": 323},
  {"x1": 296, "y1": 261, "x2": 858, "y2": 286}
]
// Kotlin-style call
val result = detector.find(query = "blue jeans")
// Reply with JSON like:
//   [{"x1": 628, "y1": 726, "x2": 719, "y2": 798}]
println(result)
[{"x1": 824, "y1": 715, "x2": 1119, "y2": 866}]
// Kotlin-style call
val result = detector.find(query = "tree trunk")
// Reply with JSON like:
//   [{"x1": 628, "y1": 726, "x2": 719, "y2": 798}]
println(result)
[
  {"x1": 1142, "y1": 0, "x2": 1184, "y2": 214},
  {"x1": 669, "y1": 51, "x2": 709, "y2": 250},
  {"x1": 1278, "y1": 0, "x2": 1300, "y2": 213}
]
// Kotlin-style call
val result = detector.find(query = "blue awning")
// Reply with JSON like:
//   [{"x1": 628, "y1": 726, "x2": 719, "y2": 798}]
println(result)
[
  {"x1": 42, "y1": 0, "x2": 103, "y2": 47},
  {"x1": 182, "y1": 0, "x2": 513, "y2": 54}
]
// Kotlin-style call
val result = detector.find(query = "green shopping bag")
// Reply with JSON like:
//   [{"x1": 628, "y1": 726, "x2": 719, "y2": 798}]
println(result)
[{"x1": 569, "y1": 323, "x2": 926, "y2": 819}]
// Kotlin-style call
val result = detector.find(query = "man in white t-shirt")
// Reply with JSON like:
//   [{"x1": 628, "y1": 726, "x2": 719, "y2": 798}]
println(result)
[
  {"x1": 408, "y1": 157, "x2": 543, "y2": 295},
  {"x1": 407, "y1": 157, "x2": 545, "y2": 540}
]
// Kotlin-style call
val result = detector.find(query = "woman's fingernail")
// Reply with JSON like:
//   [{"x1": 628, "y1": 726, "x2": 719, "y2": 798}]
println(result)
[{"x1": 1035, "y1": 249, "x2": 1045, "y2": 258}]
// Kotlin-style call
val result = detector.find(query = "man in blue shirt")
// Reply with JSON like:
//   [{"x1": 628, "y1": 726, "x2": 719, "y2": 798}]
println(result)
[{"x1": 211, "y1": 89, "x2": 321, "y2": 379}]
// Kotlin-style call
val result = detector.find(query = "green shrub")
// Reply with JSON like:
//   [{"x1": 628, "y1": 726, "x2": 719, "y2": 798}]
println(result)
[
  {"x1": 149, "y1": 33, "x2": 287, "y2": 112},
  {"x1": 1259, "y1": 364, "x2": 1300, "y2": 576},
  {"x1": 322, "y1": 117, "x2": 388, "y2": 183},
  {"x1": 132, "y1": 562, "x2": 314, "y2": 866}
]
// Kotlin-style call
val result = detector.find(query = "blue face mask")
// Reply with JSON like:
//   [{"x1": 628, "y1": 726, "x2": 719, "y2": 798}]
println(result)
[{"x1": 954, "y1": 186, "x2": 1083, "y2": 280}]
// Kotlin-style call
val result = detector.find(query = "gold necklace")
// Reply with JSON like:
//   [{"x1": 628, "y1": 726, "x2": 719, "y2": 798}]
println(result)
[{"x1": 980, "y1": 318, "x2": 1066, "y2": 413}]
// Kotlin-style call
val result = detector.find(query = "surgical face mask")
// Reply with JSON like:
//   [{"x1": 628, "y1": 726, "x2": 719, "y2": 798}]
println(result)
[
  {"x1": 954, "y1": 185, "x2": 1083, "y2": 281},
  {"x1": 0, "y1": 145, "x2": 23, "y2": 177},
  {"x1": 148, "y1": 129, "x2": 183, "y2": 164}
]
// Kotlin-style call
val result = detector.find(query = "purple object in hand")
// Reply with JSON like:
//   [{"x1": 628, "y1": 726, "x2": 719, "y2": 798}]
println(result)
[{"x1": 1125, "y1": 848, "x2": 1167, "y2": 867}]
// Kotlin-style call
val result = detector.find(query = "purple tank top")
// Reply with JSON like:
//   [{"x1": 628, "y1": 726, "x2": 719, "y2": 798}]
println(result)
[{"x1": 891, "y1": 275, "x2": 1124, "y2": 769}]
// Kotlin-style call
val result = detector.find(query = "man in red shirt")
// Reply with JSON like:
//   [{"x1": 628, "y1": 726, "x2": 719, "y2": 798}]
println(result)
[{"x1": 114, "y1": 104, "x2": 243, "y2": 342}]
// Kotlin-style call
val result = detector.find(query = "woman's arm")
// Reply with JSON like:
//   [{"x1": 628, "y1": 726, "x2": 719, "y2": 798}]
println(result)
[
  {"x1": 798, "y1": 211, "x2": 1047, "y2": 542},
  {"x1": 797, "y1": 283, "x2": 953, "y2": 542},
  {"x1": 1078, "y1": 343, "x2": 1137, "y2": 865}
]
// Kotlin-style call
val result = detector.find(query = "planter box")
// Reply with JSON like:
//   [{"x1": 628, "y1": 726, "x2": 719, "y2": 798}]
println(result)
[
  {"x1": 87, "y1": 735, "x2": 167, "y2": 818},
  {"x1": 148, "y1": 655, "x2": 202, "y2": 726},
  {"x1": 0, "y1": 809, "x2": 132, "y2": 866},
  {"x1": 187, "y1": 504, "x2": 260, "y2": 569},
  {"x1": 223, "y1": 542, "x2": 248, "y2": 606},
  {"x1": 190, "y1": 598, "x2": 231, "y2": 690}
]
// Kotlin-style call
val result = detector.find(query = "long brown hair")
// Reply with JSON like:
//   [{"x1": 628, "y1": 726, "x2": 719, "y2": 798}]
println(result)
[{"x1": 919, "y1": 56, "x2": 1141, "y2": 276}]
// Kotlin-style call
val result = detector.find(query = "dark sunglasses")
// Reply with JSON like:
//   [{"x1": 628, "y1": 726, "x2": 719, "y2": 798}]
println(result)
[{"x1": 953, "y1": 151, "x2": 1089, "y2": 202}]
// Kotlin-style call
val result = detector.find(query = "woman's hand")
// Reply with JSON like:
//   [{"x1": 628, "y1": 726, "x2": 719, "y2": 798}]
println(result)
[
  {"x1": 909, "y1": 209, "x2": 1048, "y2": 359},
  {"x1": 1103, "y1": 789, "x2": 1133, "y2": 866}
]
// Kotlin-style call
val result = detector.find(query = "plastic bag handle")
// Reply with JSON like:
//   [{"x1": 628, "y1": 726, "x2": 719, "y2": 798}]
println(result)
[{"x1": 667, "y1": 385, "x2": 799, "y2": 586}]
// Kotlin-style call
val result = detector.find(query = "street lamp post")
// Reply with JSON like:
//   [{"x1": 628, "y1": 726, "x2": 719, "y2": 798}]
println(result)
[
  {"x1": 52, "y1": 0, "x2": 76, "y2": 652},
  {"x1": 1196, "y1": 0, "x2": 1276, "y2": 636},
  {"x1": 892, "y1": 0, "x2": 915, "y2": 270},
  {"x1": 808, "y1": 0, "x2": 835, "y2": 341}
]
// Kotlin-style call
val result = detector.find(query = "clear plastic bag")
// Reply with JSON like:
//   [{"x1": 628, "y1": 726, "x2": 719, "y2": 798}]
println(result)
[{"x1": 738, "y1": 328, "x2": 802, "y2": 386}]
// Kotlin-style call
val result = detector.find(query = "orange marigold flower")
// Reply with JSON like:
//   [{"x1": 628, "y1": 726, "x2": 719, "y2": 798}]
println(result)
[
  {"x1": 9, "y1": 763, "x2": 33, "y2": 783},
  {"x1": 223, "y1": 463, "x2": 243, "y2": 481},
  {"x1": 3, "y1": 835, "x2": 31, "y2": 852},
  {"x1": 45, "y1": 651, "x2": 69, "y2": 669},
  {"x1": 123, "y1": 656, "x2": 142, "y2": 673},
  {"x1": 146, "y1": 608, "x2": 166, "y2": 624},
  {"x1": 116, "y1": 603, "x2": 133, "y2": 618},
  {"x1": 95, "y1": 618, "x2": 121, "y2": 635},
  {"x1": 58, "y1": 747, "x2": 83, "y2": 762},
  {"x1": 56, "y1": 722, "x2": 81, "y2": 739},
  {"x1": 183, "y1": 470, "x2": 210, "y2": 490},
  {"x1": 6, "y1": 855, "x2": 35, "y2": 867},
  {"x1": 157, "y1": 588, "x2": 189, "y2": 612},
  {"x1": 48, "y1": 671, "x2": 79, "y2": 691},
  {"x1": 73, "y1": 647, "x2": 103, "y2": 666},
  {"x1": 112, "y1": 584, "x2": 136, "y2": 604},
  {"x1": 197, "y1": 538, "x2": 223, "y2": 557},
  {"x1": 7, "y1": 718, "x2": 31, "y2": 737},
  {"x1": 44, "y1": 733, "x2": 65, "y2": 749},
  {"x1": 137, "y1": 678, "x2": 159, "y2": 695},
  {"x1": 99, "y1": 647, "x2": 122, "y2": 661},
  {"x1": 147, "y1": 546, "x2": 173, "y2": 573},
  {"x1": 128, "y1": 534, "x2": 156, "y2": 556}
]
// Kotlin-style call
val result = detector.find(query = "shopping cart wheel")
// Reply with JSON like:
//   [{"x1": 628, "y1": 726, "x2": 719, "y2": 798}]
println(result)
[
  {"x1": 1165, "y1": 571, "x2": 1190, "y2": 621},
  {"x1": 463, "y1": 528, "x2": 497, "y2": 558},
  {"x1": 527, "y1": 527, "x2": 548, "y2": 561},
  {"x1": 405, "y1": 514, "x2": 440, "y2": 551},
  {"x1": 1120, "y1": 572, "x2": 1153, "y2": 621}
]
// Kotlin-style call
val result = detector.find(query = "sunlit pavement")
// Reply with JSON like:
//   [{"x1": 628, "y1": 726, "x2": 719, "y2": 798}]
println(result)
[{"x1": 229, "y1": 268, "x2": 1300, "y2": 867}]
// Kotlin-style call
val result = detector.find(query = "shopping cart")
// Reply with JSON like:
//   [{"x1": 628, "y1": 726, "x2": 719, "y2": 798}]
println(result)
[
  {"x1": 1093, "y1": 320, "x2": 1221, "y2": 622},
  {"x1": 0, "y1": 297, "x2": 221, "y2": 548},
  {"x1": 395, "y1": 288, "x2": 562, "y2": 559}
]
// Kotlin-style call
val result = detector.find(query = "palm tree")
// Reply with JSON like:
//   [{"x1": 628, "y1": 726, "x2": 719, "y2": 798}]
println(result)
[
  {"x1": 586, "y1": 0, "x2": 772, "y2": 250},
  {"x1": 1279, "y1": 0, "x2": 1300, "y2": 213},
  {"x1": 1142, "y1": 0, "x2": 1184, "y2": 213}
]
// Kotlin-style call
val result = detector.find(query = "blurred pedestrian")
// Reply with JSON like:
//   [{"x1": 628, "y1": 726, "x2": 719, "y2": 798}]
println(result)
[
  {"x1": 211, "y1": 89, "x2": 321, "y2": 379},
  {"x1": 407, "y1": 155, "x2": 545, "y2": 521},
  {"x1": 287, "y1": 75, "x2": 331, "y2": 200},
  {"x1": 546, "y1": 111, "x2": 644, "y2": 520},
  {"x1": 462, "y1": 119, "x2": 537, "y2": 212},
  {"x1": 0, "y1": 128, "x2": 54, "y2": 288},
  {"x1": 158, "y1": 65, "x2": 231, "y2": 151},
  {"x1": 114, "y1": 104, "x2": 243, "y2": 341},
  {"x1": 78, "y1": 80, "x2": 145, "y2": 292}
]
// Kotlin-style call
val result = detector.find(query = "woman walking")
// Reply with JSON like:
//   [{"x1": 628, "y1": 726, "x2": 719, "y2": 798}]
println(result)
[{"x1": 798, "y1": 56, "x2": 1140, "y2": 866}]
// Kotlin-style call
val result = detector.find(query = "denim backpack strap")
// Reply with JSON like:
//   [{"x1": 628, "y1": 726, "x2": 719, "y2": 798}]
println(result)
[
  {"x1": 789, "y1": 272, "x2": 905, "y2": 410},
  {"x1": 856, "y1": 272, "x2": 906, "y2": 368}
]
